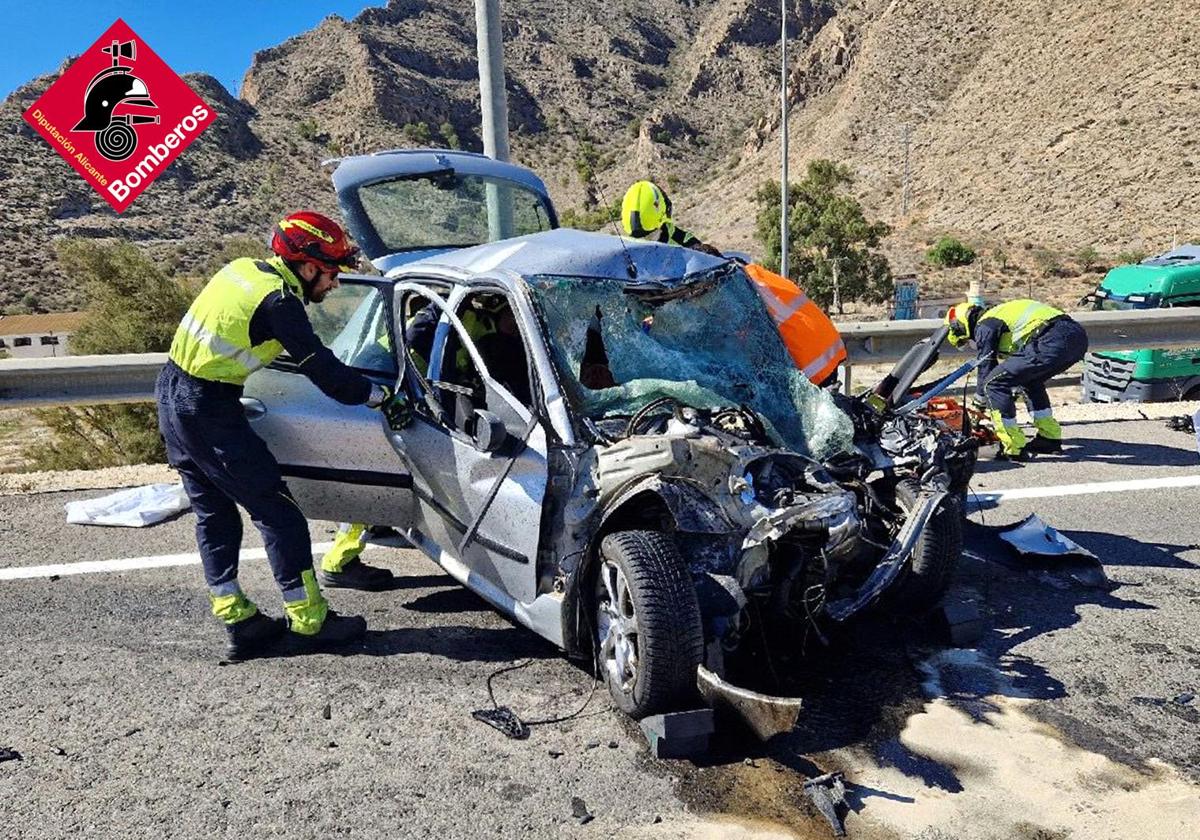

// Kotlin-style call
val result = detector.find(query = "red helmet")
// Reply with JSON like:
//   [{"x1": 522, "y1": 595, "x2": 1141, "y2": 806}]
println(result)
[{"x1": 271, "y1": 211, "x2": 360, "y2": 272}]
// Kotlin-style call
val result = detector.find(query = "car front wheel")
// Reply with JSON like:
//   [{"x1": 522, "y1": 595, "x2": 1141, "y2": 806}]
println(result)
[
  {"x1": 888, "y1": 479, "x2": 963, "y2": 612},
  {"x1": 594, "y1": 530, "x2": 705, "y2": 718}
]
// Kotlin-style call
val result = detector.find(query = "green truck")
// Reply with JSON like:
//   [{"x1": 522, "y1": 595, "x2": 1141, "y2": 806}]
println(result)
[{"x1": 1081, "y1": 245, "x2": 1200, "y2": 402}]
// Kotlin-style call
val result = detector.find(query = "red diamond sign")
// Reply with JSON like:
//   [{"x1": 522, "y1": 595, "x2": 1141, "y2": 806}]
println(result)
[{"x1": 22, "y1": 18, "x2": 216, "y2": 213}]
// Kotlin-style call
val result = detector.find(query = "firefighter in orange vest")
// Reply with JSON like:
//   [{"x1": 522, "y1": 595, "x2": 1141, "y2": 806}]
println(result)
[
  {"x1": 741, "y1": 263, "x2": 848, "y2": 387},
  {"x1": 620, "y1": 181, "x2": 847, "y2": 386}
]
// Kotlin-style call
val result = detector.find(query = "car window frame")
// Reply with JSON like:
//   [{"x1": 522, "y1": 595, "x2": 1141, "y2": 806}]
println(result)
[
  {"x1": 267, "y1": 275, "x2": 399, "y2": 379},
  {"x1": 394, "y1": 280, "x2": 537, "y2": 444}
]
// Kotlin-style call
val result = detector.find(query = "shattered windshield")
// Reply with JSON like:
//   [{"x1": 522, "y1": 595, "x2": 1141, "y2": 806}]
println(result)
[{"x1": 528, "y1": 265, "x2": 855, "y2": 458}]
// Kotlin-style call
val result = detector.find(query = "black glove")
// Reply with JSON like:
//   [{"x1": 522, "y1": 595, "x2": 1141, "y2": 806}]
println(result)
[{"x1": 371, "y1": 385, "x2": 412, "y2": 430}]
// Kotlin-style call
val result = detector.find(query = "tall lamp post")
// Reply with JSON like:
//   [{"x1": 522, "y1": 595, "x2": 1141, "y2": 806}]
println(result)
[
  {"x1": 475, "y1": 0, "x2": 513, "y2": 239},
  {"x1": 780, "y1": 0, "x2": 789, "y2": 279}
]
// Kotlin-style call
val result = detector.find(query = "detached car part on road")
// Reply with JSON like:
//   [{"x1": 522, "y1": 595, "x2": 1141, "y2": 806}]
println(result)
[{"x1": 243, "y1": 152, "x2": 973, "y2": 723}]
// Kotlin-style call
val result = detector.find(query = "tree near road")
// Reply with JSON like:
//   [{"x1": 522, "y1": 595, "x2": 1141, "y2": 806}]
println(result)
[
  {"x1": 23, "y1": 241, "x2": 197, "y2": 471},
  {"x1": 754, "y1": 160, "x2": 893, "y2": 314}
]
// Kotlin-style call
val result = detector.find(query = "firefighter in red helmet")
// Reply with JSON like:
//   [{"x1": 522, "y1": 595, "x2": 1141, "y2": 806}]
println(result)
[{"x1": 156, "y1": 211, "x2": 410, "y2": 660}]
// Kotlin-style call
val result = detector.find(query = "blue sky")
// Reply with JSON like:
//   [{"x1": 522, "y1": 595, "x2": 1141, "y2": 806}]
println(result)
[{"x1": 3, "y1": 1, "x2": 385, "y2": 98}]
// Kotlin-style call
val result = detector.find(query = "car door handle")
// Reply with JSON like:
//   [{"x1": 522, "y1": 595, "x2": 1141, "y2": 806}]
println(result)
[{"x1": 240, "y1": 397, "x2": 267, "y2": 419}]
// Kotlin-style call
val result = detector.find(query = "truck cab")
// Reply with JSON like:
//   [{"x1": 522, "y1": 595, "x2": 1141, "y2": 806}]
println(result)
[{"x1": 1081, "y1": 245, "x2": 1200, "y2": 402}]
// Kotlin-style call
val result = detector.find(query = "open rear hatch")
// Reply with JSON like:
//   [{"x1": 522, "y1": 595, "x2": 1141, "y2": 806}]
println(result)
[{"x1": 329, "y1": 149, "x2": 558, "y2": 274}]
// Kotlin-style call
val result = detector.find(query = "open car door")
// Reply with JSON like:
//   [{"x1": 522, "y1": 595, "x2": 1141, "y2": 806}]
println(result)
[
  {"x1": 385, "y1": 280, "x2": 547, "y2": 606},
  {"x1": 241, "y1": 276, "x2": 415, "y2": 527}
]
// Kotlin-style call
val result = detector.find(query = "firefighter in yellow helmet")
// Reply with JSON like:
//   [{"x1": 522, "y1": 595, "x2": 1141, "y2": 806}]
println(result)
[
  {"x1": 621, "y1": 180, "x2": 722, "y2": 257},
  {"x1": 946, "y1": 299, "x2": 1088, "y2": 459}
]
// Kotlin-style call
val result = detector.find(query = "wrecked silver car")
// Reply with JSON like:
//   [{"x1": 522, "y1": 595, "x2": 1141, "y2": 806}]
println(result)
[{"x1": 244, "y1": 228, "x2": 969, "y2": 721}]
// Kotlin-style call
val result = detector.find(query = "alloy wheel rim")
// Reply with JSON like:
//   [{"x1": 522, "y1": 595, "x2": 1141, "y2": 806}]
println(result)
[{"x1": 596, "y1": 559, "x2": 640, "y2": 695}]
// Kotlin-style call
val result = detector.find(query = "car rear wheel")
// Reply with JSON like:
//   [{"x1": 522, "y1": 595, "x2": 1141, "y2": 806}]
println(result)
[
  {"x1": 888, "y1": 479, "x2": 962, "y2": 612},
  {"x1": 594, "y1": 530, "x2": 705, "y2": 718}
]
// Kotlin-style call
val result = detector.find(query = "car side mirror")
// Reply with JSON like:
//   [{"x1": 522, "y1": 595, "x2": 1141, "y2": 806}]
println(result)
[{"x1": 469, "y1": 409, "x2": 507, "y2": 453}]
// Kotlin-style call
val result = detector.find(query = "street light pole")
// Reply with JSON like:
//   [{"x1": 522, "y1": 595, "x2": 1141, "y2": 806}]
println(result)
[
  {"x1": 475, "y1": 0, "x2": 510, "y2": 162},
  {"x1": 780, "y1": 0, "x2": 789, "y2": 278},
  {"x1": 474, "y1": 0, "x2": 513, "y2": 238}
]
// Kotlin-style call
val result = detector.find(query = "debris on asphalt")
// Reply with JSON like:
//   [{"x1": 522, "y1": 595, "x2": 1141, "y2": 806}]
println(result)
[
  {"x1": 123, "y1": 727, "x2": 141, "y2": 738},
  {"x1": 696, "y1": 665, "x2": 801, "y2": 740},
  {"x1": 570, "y1": 795, "x2": 594, "y2": 824},
  {"x1": 998, "y1": 514, "x2": 1110, "y2": 588},
  {"x1": 1174, "y1": 692, "x2": 1195, "y2": 706},
  {"x1": 547, "y1": 749, "x2": 564, "y2": 759},
  {"x1": 937, "y1": 598, "x2": 986, "y2": 647},
  {"x1": 1164, "y1": 414, "x2": 1195, "y2": 434},
  {"x1": 64, "y1": 482, "x2": 190, "y2": 528},
  {"x1": 321, "y1": 702, "x2": 331, "y2": 720},
  {"x1": 51, "y1": 746, "x2": 65, "y2": 756},
  {"x1": 999, "y1": 514, "x2": 1096, "y2": 559},
  {"x1": 607, "y1": 740, "x2": 618, "y2": 749},
  {"x1": 0, "y1": 747, "x2": 22, "y2": 763},
  {"x1": 639, "y1": 708, "x2": 714, "y2": 759},
  {"x1": 803, "y1": 771, "x2": 848, "y2": 837},
  {"x1": 471, "y1": 707, "x2": 529, "y2": 740},
  {"x1": 585, "y1": 739, "x2": 601, "y2": 750}
]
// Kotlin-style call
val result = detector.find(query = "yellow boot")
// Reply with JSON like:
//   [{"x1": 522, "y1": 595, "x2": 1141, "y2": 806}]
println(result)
[
  {"x1": 283, "y1": 569, "x2": 366, "y2": 647},
  {"x1": 320, "y1": 522, "x2": 395, "y2": 590},
  {"x1": 321, "y1": 522, "x2": 367, "y2": 573},
  {"x1": 989, "y1": 410, "x2": 1027, "y2": 458},
  {"x1": 1027, "y1": 410, "x2": 1063, "y2": 454}
]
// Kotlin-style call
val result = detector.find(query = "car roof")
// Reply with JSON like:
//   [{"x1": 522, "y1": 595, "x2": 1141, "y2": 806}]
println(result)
[{"x1": 393, "y1": 227, "x2": 728, "y2": 288}]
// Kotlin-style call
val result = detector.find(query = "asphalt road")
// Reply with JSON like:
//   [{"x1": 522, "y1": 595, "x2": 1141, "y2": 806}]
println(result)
[{"x1": 0, "y1": 416, "x2": 1198, "y2": 839}]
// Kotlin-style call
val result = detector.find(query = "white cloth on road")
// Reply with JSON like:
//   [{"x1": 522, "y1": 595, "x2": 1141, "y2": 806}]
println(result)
[{"x1": 65, "y1": 483, "x2": 190, "y2": 528}]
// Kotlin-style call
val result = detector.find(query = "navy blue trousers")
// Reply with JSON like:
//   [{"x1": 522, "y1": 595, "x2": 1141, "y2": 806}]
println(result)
[
  {"x1": 155, "y1": 361, "x2": 312, "y2": 595},
  {"x1": 983, "y1": 318, "x2": 1090, "y2": 418}
]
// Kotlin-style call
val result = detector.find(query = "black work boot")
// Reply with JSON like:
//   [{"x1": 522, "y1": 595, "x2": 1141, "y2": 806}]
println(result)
[
  {"x1": 320, "y1": 558, "x2": 396, "y2": 591},
  {"x1": 224, "y1": 612, "x2": 286, "y2": 662},
  {"x1": 1025, "y1": 435, "x2": 1063, "y2": 455},
  {"x1": 289, "y1": 610, "x2": 367, "y2": 651},
  {"x1": 994, "y1": 447, "x2": 1033, "y2": 462}
]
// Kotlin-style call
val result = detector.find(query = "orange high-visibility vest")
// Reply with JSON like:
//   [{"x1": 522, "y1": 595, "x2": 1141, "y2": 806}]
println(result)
[{"x1": 744, "y1": 263, "x2": 847, "y2": 385}]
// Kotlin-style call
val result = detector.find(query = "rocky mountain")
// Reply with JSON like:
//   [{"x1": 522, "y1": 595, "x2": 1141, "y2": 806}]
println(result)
[{"x1": 2, "y1": 0, "x2": 1195, "y2": 315}]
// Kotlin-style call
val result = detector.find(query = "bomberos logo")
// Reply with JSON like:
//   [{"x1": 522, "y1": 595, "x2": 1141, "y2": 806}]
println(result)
[{"x1": 23, "y1": 18, "x2": 216, "y2": 213}]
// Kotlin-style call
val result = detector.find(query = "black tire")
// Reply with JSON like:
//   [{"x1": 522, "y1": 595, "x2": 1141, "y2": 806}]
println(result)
[
  {"x1": 888, "y1": 480, "x2": 962, "y2": 612},
  {"x1": 594, "y1": 530, "x2": 705, "y2": 718}
]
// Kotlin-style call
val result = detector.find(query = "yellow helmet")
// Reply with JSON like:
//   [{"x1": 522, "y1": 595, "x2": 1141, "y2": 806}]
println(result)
[
  {"x1": 945, "y1": 301, "x2": 980, "y2": 347},
  {"x1": 621, "y1": 180, "x2": 672, "y2": 238}
]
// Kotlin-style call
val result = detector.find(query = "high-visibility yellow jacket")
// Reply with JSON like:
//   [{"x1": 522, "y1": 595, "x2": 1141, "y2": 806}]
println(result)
[
  {"x1": 744, "y1": 263, "x2": 847, "y2": 385},
  {"x1": 169, "y1": 256, "x2": 303, "y2": 385},
  {"x1": 979, "y1": 298, "x2": 1064, "y2": 355}
]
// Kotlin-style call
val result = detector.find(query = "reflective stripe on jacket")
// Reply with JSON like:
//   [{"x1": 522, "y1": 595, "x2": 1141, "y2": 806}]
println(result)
[
  {"x1": 168, "y1": 256, "x2": 304, "y2": 385},
  {"x1": 980, "y1": 298, "x2": 1064, "y2": 355},
  {"x1": 744, "y1": 263, "x2": 847, "y2": 384}
]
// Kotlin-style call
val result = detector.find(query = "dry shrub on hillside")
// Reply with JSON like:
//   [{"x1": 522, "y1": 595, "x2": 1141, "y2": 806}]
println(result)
[{"x1": 24, "y1": 241, "x2": 198, "y2": 471}]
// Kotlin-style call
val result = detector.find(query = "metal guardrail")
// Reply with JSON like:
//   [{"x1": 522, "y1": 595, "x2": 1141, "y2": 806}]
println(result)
[
  {"x1": 0, "y1": 352, "x2": 167, "y2": 408},
  {"x1": 2, "y1": 309, "x2": 1198, "y2": 407}
]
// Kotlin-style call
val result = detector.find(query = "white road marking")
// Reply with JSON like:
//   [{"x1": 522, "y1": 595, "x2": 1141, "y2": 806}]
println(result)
[
  {"x1": 5, "y1": 474, "x2": 1196, "y2": 579},
  {"x1": 0, "y1": 541, "x2": 339, "y2": 581},
  {"x1": 969, "y1": 473, "x2": 1200, "y2": 506}
]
